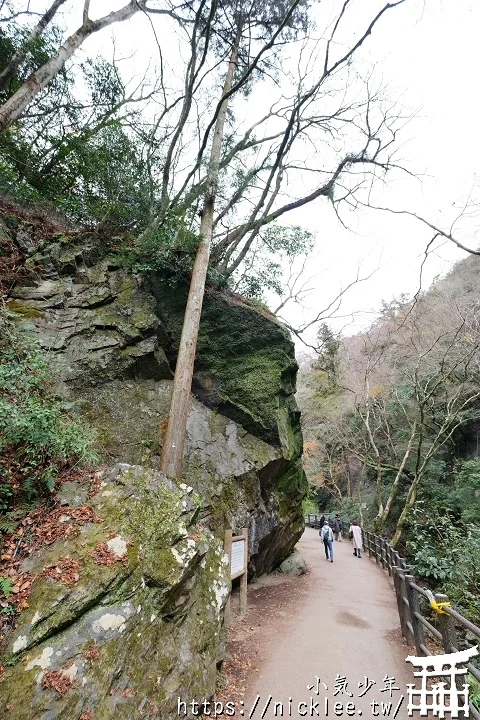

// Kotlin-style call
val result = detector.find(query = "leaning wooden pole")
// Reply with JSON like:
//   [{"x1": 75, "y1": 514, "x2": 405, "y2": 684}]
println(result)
[{"x1": 159, "y1": 31, "x2": 240, "y2": 479}]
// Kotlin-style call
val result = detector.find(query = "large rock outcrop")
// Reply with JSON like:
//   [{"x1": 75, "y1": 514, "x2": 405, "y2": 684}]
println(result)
[
  {"x1": 4, "y1": 221, "x2": 306, "y2": 577},
  {"x1": 1, "y1": 213, "x2": 307, "y2": 716}
]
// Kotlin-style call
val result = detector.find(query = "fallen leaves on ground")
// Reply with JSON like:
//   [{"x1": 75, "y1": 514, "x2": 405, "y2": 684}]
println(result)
[
  {"x1": 42, "y1": 557, "x2": 81, "y2": 588},
  {"x1": 0, "y1": 571, "x2": 34, "y2": 614},
  {"x1": 0, "y1": 470, "x2": 103, "y2": 645},
  {"x1": 84, "y1": 642, "x2": 100, "y2": 662},
  {"x1": 87, "y1": 473, "x2": 102, "y2": 499}
]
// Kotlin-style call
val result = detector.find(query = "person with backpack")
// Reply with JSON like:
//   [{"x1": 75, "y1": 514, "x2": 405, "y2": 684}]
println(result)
[{"x1": 320, "y1": 521, "x2": 334, "y2": 562}]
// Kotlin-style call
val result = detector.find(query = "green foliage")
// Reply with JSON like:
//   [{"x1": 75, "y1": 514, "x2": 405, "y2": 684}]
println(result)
[
  {"x1": 0, "y1": 308, "x2": 97, "y2": 511},
  {"x1": 313, "y1": 324, "x2": 341, "y2": 397},
  {"x1": 0, "y1": 20, "x2": 153, "y2": 232},
  {"x1": 119, "y1": 209, "x2": 204, "y2": 281},
  {"x1": 406, "y1": 503, "x2": 480, "y2": 624},
  {"x1": 0, "y1": 576, "x2": 12, "y2": 599},
  {"x1": 302, "y1": 485, "x2": 319, "y2": 513},
  {"x1": 451, "y1": 460, "x2": 480, "y2": 523},
  {"x1": 234, "y1": 259, "x2": 283, "y2": 299},
  {"x1": 1, "y1": 603, "x2": 16, "y2": 616},
  {"x1": 467, "y1": 674, "x2": 480, "y2": 709},
  {"x1": 335, "y1": 497, "x2": 366, "y2": 526},
  {"x1": 0, "y1": 20, "x2": 64, "y2": 102},
  {"x1": 262, "y1": 224, "x2": 315, "y2": 258},
  {"x1": 230, "y1": 224, "x2": 315, "y2": 301}
]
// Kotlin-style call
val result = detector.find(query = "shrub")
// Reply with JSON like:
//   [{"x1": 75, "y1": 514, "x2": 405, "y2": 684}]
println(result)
[
  {"x1": 0, "y1": 307, "x2": 96, "y2": 511},
  {"x1": 406, "y1": 503, "x2": 480, "y2": 625}
]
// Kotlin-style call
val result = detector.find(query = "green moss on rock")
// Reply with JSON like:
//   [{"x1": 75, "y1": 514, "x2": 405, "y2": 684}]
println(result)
[
  {"x1": 5, "y1": 299, "x2": 44, "y2": 318},
  {"x1": 150, "y1": 277, "x2": 300, "y2": 451}
]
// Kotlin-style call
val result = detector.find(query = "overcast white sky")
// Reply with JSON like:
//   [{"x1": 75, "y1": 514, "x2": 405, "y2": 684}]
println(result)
[
  {"x1": 266, "y1": 0, "x2": 480, "y2": 345},
  {"x1": 25, "y1": 0, "x2": 480, "y2": 348}
]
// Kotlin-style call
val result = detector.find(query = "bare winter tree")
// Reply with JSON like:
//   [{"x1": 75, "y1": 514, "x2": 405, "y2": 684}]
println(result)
[
  {"x1": 159, "y1": 0, "x2": 312, "y2": 477},
  {"x1": 157, "y1": 0, "x2": 408, "y2": 478}
]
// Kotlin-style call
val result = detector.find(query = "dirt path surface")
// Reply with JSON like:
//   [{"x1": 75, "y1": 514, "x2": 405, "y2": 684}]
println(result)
[{"x1": 222, "y1": 527, "x2": 414, "y2": 719}]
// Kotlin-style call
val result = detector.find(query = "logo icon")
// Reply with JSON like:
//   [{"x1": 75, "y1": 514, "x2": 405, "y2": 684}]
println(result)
[{"x1": 406, "y1": 646, "x2": 478, "y2": 717}]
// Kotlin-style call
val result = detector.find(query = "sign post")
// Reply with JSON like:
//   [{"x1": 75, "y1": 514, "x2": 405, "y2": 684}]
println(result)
[{"x1": 224, "y1": 527, "x2": 248, "y2": 624}]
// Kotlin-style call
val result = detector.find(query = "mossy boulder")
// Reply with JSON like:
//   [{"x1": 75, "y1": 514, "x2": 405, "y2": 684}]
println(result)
[
  {"x1": 0, "y1": 465, "x2": 230, "y2": 719},
  {"x1": 150, "y1": 276, "x2": 302, "y2": 459}
]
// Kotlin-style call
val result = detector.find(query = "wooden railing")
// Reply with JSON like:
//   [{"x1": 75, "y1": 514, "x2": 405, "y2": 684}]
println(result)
[{"x1": 363, "y1": 530, "x2": 480, "y2": 719}]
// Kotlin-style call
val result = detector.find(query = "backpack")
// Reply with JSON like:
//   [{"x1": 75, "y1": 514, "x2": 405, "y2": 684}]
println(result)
[{"x1": 320, "y1": 526, "x2": 331, "y2": 542}]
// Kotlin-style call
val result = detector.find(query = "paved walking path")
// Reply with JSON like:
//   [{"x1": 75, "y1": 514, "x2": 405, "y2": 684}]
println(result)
[{"x1": 243, "y1": 527, "x2": 414, "y2": 719}]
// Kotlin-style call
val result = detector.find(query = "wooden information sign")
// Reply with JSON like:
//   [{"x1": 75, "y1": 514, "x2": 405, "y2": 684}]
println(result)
[{"x1": 224, "y1": 527, "x2": 248, "y2": 623}]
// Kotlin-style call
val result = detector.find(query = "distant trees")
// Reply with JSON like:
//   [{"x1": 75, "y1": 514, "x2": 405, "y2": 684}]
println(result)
[{"x1": 355, "y1": 316, "x2": 480, "y2": 544}]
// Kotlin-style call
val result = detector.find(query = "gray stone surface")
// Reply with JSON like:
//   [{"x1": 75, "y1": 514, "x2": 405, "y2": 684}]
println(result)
[{"x1": 278, "y1": 550, "x2": 308, "y2": 576}]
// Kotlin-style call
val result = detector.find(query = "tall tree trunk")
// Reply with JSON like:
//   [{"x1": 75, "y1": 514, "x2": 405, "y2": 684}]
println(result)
[
  {"x1": 160, "y1": 27, "x2": 241, "y2": 479},
  {"x1": 390, "y1": 473, "x2": 421, "y2": 547},
  {"x1": 358, "y1": 464, "x2": 365, "y2": 526},
  {"x1": 0, "y1": 1, "x2": 147, "y2": 134},
  {"x1": 374, "y1": 420, "x2": 416, "y2": 532}
]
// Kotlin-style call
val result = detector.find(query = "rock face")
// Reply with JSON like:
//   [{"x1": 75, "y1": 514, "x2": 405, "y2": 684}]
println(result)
[
  {"x1": 1, "y1": 215, "x2": 307, "y2": 715},
  {"x1": 0, "y1": 464, "x2": 230, "y2": 719},
  {"x1": 5, "y1": 223, "x2": 306, "y2": 577}
]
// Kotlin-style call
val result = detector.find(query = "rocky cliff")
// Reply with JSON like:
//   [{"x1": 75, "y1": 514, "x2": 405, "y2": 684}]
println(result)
[{"x1": 0, "y1": 212, "x2": 307, "y2": 718}]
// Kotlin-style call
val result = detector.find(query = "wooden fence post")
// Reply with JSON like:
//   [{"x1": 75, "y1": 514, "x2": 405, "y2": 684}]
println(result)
[
  {"x1": 435, "y1": 593, "x2": 459, "y2": 654},
  {"x1": 405, "y1": 574, "x2": 425, "y2": 654},
  {"x1": 392, "y1": 565, "x2": 407, "y2": 637},
  {"x1": 393, "y1": 565, "x2": 415, "y2": 645},
  {"x1": 381, "y1": 538, "x2": 387, "y2": 570}
]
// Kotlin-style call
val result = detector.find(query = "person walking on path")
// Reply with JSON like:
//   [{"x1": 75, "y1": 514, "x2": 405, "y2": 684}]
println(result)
[
  {"x1": 349, "y1": 520, "x2": 363, "y2": 557},
  {"x1": 333, "y1": 514, "x2": 342, "y2": 541},
  {"x1": 320, "y1": 521, "x2": 334, "y2": 562}
]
